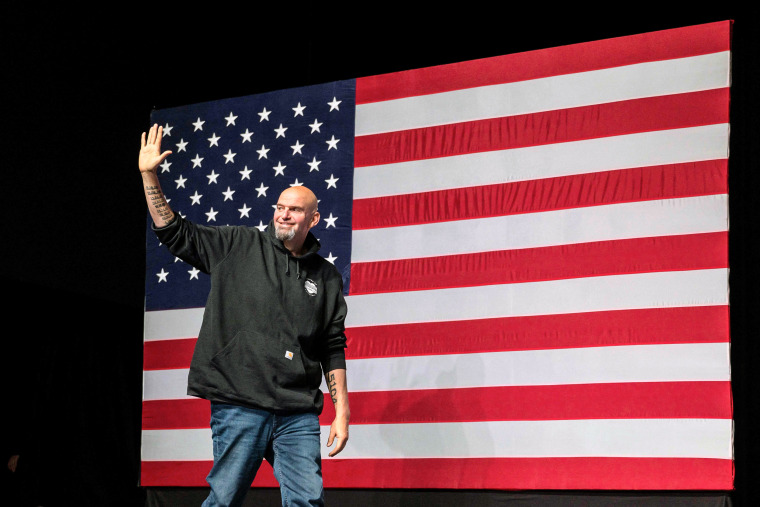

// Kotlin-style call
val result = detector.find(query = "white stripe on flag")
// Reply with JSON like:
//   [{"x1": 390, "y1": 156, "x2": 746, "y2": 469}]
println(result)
[
  {"x1": 143, "y1": 268, "x2": 728, "y2": 343},
  {"x1": 143, "y1": 269, "x2": 728, "y2": 343},
  {"x1": 345, "y1": 268, "x2": 727, "y2": 328},
  {"x1": 144, "y1": 342, "x2": 729, "y2": 401},
  {"x1": 353, "y1": 124, "x2": 729, "y2": 199},
  {"x1": 351, "y1": 194, "x2": 728, "y2": 263},
  {"x1": 142, "y1": 418, "x2": 733, "y2": 461},
  {"x1": 144, "y1": 307, "x2": 204, "y2": 342},
  {"x1": 335, "y1": 343, "x2": 730, "y2": 393},
  {"x1": 143, "y1": 369, "x2": 192, "y2": 401},
  {"x1": 355, "y1": 52, "x2": 730, "y2": 135}
]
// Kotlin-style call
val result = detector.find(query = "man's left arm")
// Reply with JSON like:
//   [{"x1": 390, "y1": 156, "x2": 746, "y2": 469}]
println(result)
[{"x1": 325, "y1": 368, "x2": 349, "y2": 457}]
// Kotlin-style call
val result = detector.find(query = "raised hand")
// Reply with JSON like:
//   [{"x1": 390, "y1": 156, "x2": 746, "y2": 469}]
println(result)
[{"x1": 139, "y1": 124, "x2": 172, "y2": 173}]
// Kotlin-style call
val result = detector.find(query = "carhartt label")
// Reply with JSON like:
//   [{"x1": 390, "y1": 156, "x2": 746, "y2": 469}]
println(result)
[{"x1": 285, "y1": 351, "x2": 294, "y2": 360}]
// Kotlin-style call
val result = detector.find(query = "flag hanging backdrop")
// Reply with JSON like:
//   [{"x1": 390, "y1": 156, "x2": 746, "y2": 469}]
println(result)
[{"x1": 141, "y1": 21, "x2": 733, "y2": 490}]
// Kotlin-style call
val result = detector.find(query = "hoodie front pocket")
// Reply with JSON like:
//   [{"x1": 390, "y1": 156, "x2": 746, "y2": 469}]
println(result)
[{"x1": 210, "y1": 329, "x2": 308, "y2": 400}]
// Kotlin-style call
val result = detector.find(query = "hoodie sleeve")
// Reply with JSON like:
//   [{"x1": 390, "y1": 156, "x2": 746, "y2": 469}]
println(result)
[
  {"x1": 320, "y1": 276, "x2": 348, "y2": 373},
  {"x1": 152, "y1": 214, "x2": 238, "y2": 274}
]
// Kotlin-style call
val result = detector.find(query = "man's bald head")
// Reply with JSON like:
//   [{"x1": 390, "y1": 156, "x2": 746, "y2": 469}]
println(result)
[{"x1": 279, "y1": 185, "x2": 318, "y2": 214}]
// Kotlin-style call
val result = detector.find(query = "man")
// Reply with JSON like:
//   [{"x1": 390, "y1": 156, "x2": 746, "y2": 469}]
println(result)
[{"x1": 139, "y1": 124, "x2": 349, "y2": 507}]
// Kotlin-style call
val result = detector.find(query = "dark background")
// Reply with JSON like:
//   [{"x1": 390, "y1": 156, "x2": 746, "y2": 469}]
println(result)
[{"x1": 1, "y1": 5, "x2": 756, "y2": 506}]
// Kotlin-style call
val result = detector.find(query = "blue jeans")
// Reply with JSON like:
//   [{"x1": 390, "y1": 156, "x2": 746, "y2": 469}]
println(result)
[{"x1": 202, "y1": 402, "x2": 324, "y2": 507}]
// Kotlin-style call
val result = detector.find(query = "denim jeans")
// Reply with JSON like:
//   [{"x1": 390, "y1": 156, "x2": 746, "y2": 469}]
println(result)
[{"x1": 202, "y1": 402, "x2": 324, "y2": 507}]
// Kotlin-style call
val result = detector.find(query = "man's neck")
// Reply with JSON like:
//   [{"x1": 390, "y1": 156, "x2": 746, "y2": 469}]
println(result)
[{"x1": 283, "y1": 238, "x2": 306, "y2": 257}]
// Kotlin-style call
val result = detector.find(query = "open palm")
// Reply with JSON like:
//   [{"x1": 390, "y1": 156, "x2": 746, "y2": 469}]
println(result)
[{"x1": 139, "y1": 124, "x2": 172, "y2": 173}]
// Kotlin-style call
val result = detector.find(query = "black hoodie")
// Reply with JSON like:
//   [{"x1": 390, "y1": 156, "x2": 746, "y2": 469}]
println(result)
[{"x1": 153, "y1": 215, "x2": 347, "y2": 414}]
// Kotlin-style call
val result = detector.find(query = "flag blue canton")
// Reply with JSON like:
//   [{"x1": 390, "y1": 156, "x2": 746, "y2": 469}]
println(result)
[{"x1": 144, "y1": 80, "x2": 356, "y2": 311}]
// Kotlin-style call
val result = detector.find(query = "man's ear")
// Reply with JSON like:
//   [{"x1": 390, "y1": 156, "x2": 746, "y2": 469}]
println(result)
[{"x1": 309, "y1": 210, "x2": 320, "y2": 228}]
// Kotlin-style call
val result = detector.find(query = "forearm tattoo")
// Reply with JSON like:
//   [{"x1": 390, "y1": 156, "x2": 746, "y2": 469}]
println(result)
[
  {"x1": 146, "y1": 185, "x2": 173, "y2": 222},
  {"x1": 327, "y1": 373, "x2": 338, "y2": 405}
]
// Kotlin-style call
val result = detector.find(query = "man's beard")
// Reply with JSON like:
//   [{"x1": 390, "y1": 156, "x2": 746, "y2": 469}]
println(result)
[{"x1": 275, "y1": 224, "x2": 296, "y2": 241}]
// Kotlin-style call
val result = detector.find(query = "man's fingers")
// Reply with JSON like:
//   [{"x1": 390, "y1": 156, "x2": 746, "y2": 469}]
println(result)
[
  {"x1": 141, "y1": 132, "x2": 146, "y2": 149},
  {"x1": 157, "y1": 150, "x2": 173, "y2": 164},
  {"x1": 147, "y1": 124, "x2": 156, "y2": 145},
  {"x1": 328, "y1": 436, "x2": 347, "y2": 457}
]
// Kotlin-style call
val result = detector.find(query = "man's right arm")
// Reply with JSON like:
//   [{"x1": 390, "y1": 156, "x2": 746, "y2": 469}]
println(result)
[{"x1": 139, "y1": 124, "x2": 175, "y2": 228}]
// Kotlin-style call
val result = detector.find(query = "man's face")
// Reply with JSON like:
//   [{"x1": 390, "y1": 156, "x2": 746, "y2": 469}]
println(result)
[{"x1": 273, "y1": 187, "x2": 319, "y2": 246}]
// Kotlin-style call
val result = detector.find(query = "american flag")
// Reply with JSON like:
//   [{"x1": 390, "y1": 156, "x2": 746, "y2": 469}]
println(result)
[{"x1": 141, "y1": 21, "x2": 733, "y2": 489}]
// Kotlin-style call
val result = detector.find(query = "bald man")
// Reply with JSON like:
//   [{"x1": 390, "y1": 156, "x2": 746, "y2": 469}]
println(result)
[{"x1": 139, "y1": 125, "x2": 349, "y2": 507}]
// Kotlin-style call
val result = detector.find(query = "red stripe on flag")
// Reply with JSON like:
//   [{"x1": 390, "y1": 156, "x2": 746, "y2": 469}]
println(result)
[
  {"x1": 320, "y1": 382, "x2": 732, "y2": 425},
  {"x1": 143, "y1": 399, "x2": 210, "y2": 430},
  {"x1": 144, "y1": 338, "x2": 196, "y2": 370},
  {"x1": 141, "y1": 305, "x2": 729, "y2": 370},
  {"x1": 346, "y1": 306, "x2": 729, "y2": 359},
  {"x1": 142, "y1": 381, "x2": 732, "y2": 429},
  {"x1": 141, "y1": 307, "x2": 729, "y2": 369},
  {"x1": 321, "y1": 457, "x2": 734, "y2": 489},
  {"x1": 140, "y1": 460, "x2": 277, "y2": 487},
  {"x1": 352, "y1": 160, "x2": 727, "y2": 230},
  {"x1": 141, "y1": 457, "x2": 733, "y2": 489},
  {"x1": 349, "y1": 232, "x2": 728, "y2": 295},
  {"x1": 354, "y1": 89, "x2": 729, "y2": 167},
  {"x1": 356, "y1": 22, "x2": 731, "y2": 104}
]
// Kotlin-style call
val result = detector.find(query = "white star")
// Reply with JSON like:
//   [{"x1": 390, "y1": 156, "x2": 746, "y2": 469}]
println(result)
[
  {"x1": 255, "y1": 220, "x2": 268, "y2": 232},
  {"x1": 274, "y1": 124, "x2": 288, "y2": 138},
  {"x1": 176, "y1": 138, "x2": 188, "y2": 152},
  {"x1": 191, "y1": 154, "x2": 204, "y2": 168},
  {"x1": 156, "y1": 268, "x2": 169, "y2": 283},
  {"x1": 325, "y1": 174, "x2": 339, "y2": 189},
  {"x1": 255, "y1": 182, "x2": 269, "y2": 197},
  {"x1": 193, "y1": 117, "x2": 205, "y2": 131},
  {"x1": 239, "y1": 166, "x2": 252, "y2": 180},
  {"x1": 309, "y1": 119, "x2": 322, "y2": 133},
  {"x1": 238, "y1": 203, "x2": 251, "y2": 218},
  {"x1": 326, "y1": 135, "x2": 339, "y2": 150},
  {"x1": 188, "y1": 267, "x2": 200, "y2": 280},
  {"x1": 162, "y1": 123, "x2": 173, "y2": 136},
  {"x1": 292, "y1": 102, "x2": 306, "y2": 117},
  {"x1": 207, "y1": 133, "x2": 221, "y2": 147},
  {"x1": 257, "y1": 144, "x2": 270, "y2": 159},
  {"x1": 222, "y1": 186, "x2": 235, "y2": 201},
  {"x1": 325, "y1": 252, "x2": 337, "y2": 264},
  {"x1": 174, "y1": 256, "x2": 182, "y2": 263},
  {"x1": 328, "y1": 97, "x2": 341, "y2": 111},
  {"x1": 290, "y1": 140, "x2": 304, "y2": 155},
  {"x1": 258, "y1": 107, "x2": 271, "y2": 122},
  {"x1": 290, "y1": 178, "x2": 303, "y2": 187},
  {"x1": 307, "y1": 157, "x2": 321, "y2": 172},
  {"x1": 225, "y1": 112, "x2": 238, "y2": 126},
  {"x1": 240, "y1": 129, "x2": 254, "y2": 143},
  {"x1": 223, "y1": 149, "x2": 237, "y2": 164},
  {"x1": 273, "y1": 162, "x2": 286, "y2": 177},
  {"x1": 207, "y1": 170, "x2": 220, "y2": 184},
  {"x1": 206, "y1": 207, "x2": 218, "y2": 222},
  {"x1": 160, "y1": 160, "x2": 172, "y2": 173},
  {"x1": 190, "y1": 190, "x2": 203, "y2": 205},
  {"x1": 324, "y1": 213, "x2": 338, "y2": 228},
  {"x1": 175, "y1": 174, "x2": 187, "y2": 189}
]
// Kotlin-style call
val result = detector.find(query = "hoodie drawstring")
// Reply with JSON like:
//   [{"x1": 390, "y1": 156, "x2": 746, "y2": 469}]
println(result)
[{"x1": 284, "y1": 251, "x2": 302, "y2": 279}]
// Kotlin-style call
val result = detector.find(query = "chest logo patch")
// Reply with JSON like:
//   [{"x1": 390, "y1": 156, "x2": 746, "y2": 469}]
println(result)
[{"x1": 304, "y1": 278, "x2": 318, "y2": 297}]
